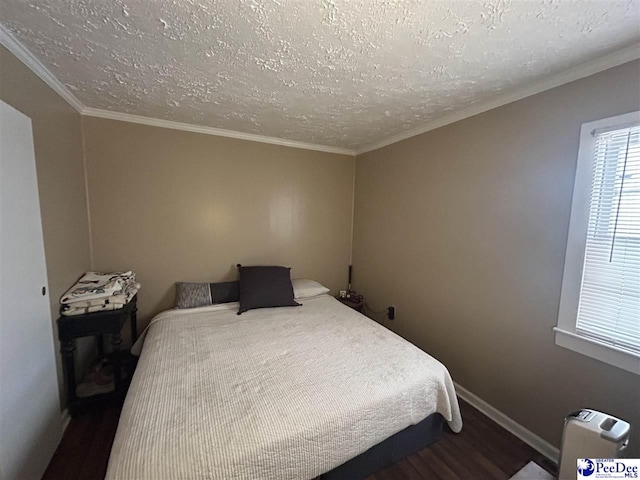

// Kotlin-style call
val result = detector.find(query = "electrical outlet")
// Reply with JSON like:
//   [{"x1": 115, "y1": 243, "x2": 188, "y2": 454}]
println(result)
[{"x1": 387, "y1": 305, "x2": 396, "y2": 320}]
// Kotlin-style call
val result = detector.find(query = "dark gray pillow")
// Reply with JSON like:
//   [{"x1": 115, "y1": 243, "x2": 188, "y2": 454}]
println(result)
[
  {"x1": 175, "y1": 281, "x2": 239, "y2": 309},
  {"x1": 210, "y1": 281, "x2": 240, "y2": 304},
  {"x1": 237, "y1": 265, "x2": 300, "y2": 315}
]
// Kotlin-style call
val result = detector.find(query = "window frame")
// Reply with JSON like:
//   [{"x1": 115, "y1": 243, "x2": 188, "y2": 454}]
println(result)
[{"x1": 555, "y1": 110, "x2": 640, "y2": 375}]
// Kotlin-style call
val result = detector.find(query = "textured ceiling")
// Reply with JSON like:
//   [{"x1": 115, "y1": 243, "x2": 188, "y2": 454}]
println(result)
[{"x1": 2, "y1": 0, "x2": 639, "y2": 150}]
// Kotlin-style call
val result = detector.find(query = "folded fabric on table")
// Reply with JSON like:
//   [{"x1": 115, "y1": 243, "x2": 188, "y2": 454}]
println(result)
[
  {"x1": 60, "y1": 271, "x2": 140, "y2": 316},
  {"x1": 62, "y1": 302, "x2": 123, "y2": 316},
  {"x1": 61, "y1": 271, "x2": 136, "y2": 305},
  {"x1": 64, "y1": 281, "x2": 141, "y2": 308}
]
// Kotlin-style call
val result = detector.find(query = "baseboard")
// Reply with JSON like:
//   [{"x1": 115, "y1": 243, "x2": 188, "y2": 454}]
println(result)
[
  {"x1": 454, "y1": 382, "x2": 560, "y2": 463},
  {"x1": 61, "y1": 408, "x2": 71, "y2": 435}
]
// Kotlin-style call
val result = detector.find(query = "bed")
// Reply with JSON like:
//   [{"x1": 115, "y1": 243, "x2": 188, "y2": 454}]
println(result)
[{"x1": 106, "y1": 293, "x2": 462, "y2": 480}]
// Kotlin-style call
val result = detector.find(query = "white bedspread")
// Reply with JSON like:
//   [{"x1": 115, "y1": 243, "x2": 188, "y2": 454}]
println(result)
[{"x1": 106, "y1": 295, "x2": 462, "y2": 480}]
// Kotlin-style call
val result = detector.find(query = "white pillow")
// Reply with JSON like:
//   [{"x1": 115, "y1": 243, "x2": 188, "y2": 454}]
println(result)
[{"x1": 292, "y1": 279, "x2": 330, "y2": 299}]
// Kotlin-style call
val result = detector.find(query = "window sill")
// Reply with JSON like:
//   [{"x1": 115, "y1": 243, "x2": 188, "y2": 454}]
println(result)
[{"x1": 554, "y1": 328, "x2": 640, "y2": 375}]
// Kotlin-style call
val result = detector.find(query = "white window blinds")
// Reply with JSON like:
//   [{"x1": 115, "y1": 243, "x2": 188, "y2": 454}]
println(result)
[{"x1": 576, "y1": 124, "x2": 640, "y2": 353}]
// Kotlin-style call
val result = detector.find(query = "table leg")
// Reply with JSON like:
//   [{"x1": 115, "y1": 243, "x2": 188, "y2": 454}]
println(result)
[
  {"x1": 61, "y1": 339, "x2": 76, "y2": 406},
  {"x1": 131, "y1": 303, "x2": 138, "y2": 343},
  {"x1": 111, "y1": 331, "x2": 122, "y2": 391},
  {"x1": 96, "y1": 334, "x2": 104, "y2": 357}
]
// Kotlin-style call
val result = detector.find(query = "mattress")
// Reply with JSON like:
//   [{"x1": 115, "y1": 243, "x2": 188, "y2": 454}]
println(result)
[{"x1": 106, "y1": 295, "x2": 462, "y2": 480}]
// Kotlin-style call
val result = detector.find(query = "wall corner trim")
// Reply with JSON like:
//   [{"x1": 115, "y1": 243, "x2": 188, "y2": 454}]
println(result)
[
  {"x1": 454, "y1": 382, "x2": 560, "y2": 463},
  {"x1": 356, "y1": 43, "x2": 640, "y2": 155},
  {"x1": 0, "y1": 24, "x2": 85, "y2": 113},
  {"x1": 79, "y1": 118, "x2": 94, "y2": 268}
]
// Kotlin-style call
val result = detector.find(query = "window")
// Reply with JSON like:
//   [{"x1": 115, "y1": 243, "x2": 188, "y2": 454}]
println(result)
[{"x1": 556, "y1": 111, "x2": 640, "y2": 374}]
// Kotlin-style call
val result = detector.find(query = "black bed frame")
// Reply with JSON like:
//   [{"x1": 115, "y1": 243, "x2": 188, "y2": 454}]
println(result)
[{"x1": 320, "y1": 413, "x2": 445, "y2": 480}]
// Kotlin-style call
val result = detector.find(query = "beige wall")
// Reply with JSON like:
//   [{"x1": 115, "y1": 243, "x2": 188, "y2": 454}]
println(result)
[
  {"x1": 4, "y1": 37, "x2": 638, "y2": 454},
  {"x1": 353, "y1": 60, "x2": 640, "y2": 455},
  {"x1": 0, "y1": 45, "x2": 92, "y2": 404},
  {"x1": 82, "y1": 117, "x2": 354, "y2": 326}
]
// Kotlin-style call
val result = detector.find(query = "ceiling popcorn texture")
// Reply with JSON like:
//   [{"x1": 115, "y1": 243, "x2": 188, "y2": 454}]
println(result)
[{"x1": 1, "y1": 0, "x2": 639, "y2": 150}]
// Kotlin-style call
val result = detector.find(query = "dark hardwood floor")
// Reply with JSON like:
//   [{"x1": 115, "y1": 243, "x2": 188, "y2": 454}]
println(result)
[
  {"x1": 365, "y1": 401, "x2": 555, "y2": 480},
  {"x1": 43, "y1": 398, "x2": 123, "y2": 480},
  {"x1": 43, "y1": 398, "x2": 555, "y2": 480}
]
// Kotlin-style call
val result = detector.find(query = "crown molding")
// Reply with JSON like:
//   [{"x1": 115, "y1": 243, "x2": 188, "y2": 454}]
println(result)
[
  {"x1": 0, "y1": 22, "x2": 354, "y2": 155},
  {"x1": 82, "y1": 108, "x2": 356, "y2": 156},
  {"x1": 0, "y1": 23, "x2": 85, "y2": 113},
  {"x1": 356, "y1": 42, "x2": 640, "y2": 155},
  {"x1": 2, "y1": 18, "x2": 637, "y2": 158}
]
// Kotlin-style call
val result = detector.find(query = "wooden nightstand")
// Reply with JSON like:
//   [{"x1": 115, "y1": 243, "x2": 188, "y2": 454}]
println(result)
[
  {"x1": 337, "y1": 295, "x2": 364, "y2": 313},
  {"x1": 57, "y1": 295, "x2": 138, "y2": 413}
]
